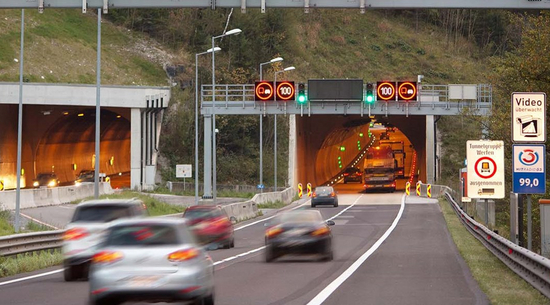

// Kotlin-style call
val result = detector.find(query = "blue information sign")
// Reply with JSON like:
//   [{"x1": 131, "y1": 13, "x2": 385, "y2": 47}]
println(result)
[
  {"x1": 512, "y1": 144, "x2": 546, "y2": 194},
  {"x1": 257, "y1": 184, "x2": 265, "y2": 189}
]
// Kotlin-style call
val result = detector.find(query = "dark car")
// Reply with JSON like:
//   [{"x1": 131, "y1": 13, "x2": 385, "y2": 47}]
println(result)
[
  {"x1": 75, "y1": 170, "x2": 95, "y2": 186},
  {"x1": 264, "y1": 210, "x2": 335, "y2": 262},
  {"x1": 62, "y1": 199, "x2": 148, "y2": 281},
  {"x1": 311, "y1": 186, "x2": 338, "y2": 208},
  {"x1": 343, "y1": 167, "x2": 362, "y2": 183},
  {"x1": 33, "y1": 172, "x2": 59, "y2": 188},
  {"x1": 182, "y1": 205, "x2": 235, "y2": 249}
]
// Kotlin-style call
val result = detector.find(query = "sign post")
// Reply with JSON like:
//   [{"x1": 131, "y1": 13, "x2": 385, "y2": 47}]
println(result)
[
  {"x1": 176, "y1": 164, "x2": 192, "y2": 190},
  {"x1": 466, "y1": 140, "x2": 505, "y2": 199}
]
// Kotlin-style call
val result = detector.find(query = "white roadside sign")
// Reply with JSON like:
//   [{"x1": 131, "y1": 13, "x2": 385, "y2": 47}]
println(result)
[
  {"x1": 466, "y1": 140, "x2": 505, "y2": 199},
  {"x1": 176, "y1": 164, "x2": 192, "y2": 178},
  {"x1": 511, "y1": 92, "x2": 546, "y2": 143}
]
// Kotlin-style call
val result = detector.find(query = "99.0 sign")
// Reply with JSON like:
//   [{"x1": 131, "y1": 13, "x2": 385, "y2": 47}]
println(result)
[{"x1": 255, "y1": 81, "x2": 295, "y2": 101}]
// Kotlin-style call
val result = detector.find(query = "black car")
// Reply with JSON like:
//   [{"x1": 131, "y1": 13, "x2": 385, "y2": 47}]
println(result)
[
  {"x1": 75, "y1": 170, "x2": 95, "y2": 186},
  {"x1": 343, "y1": 167, "x2": 362, "y2": 183},
  {"x1": 264, "y1": 210, "x2": 335, "y2": 262},
  {"x1": 33, "y1": 173, "x2": 59, "y2": 188},
  {"x1": 311, "y1": 186, "x2": 338, "y2": 208}
]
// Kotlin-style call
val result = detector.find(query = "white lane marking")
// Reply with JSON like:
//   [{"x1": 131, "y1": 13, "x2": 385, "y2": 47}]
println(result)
[
  {"x1": 306, "y1": 194, "x2": 406, "y2": 305},
  {"x1": 0, "y1": 197, "x2": 362, "y2": 286},
  {"x1": 213, "y1": 246, "x2": 266, "y2": 266},
  {"x1": 234, "y1": 200, "x2": 310, "y2": 231},
  {"x1": 0, "y1": 269, "x2": 64, "y2": 287},
  {"x1": 20, "y1": 213, "x2": 60, "y2": 230}
]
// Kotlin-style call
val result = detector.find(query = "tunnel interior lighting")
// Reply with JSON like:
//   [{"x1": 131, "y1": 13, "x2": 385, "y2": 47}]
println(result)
[
  {"x1": 63, "y1": 111, "x2": 69, "y2": 115},
  {"x1": 78, "y1": 113, "x2": 84, "y2": 117},
  {"x1": 116, "y1": 115, "x2": 121, "y2": 119}
]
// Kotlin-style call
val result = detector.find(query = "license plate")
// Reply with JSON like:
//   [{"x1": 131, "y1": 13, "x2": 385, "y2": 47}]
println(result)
[{"x1": 125, "y1": 275, "x2": 163, "y2": 287}]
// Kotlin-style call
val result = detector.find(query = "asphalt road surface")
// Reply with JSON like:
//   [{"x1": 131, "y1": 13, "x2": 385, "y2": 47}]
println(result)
[{"x1": 0, "y1": 187, "x2": 488, "y2": 305}]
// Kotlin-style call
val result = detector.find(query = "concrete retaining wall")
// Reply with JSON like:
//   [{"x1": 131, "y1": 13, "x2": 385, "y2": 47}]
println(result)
[
  {"x1": 0, "y1": 183, "x2": 114, "y2": 210},
  {"x1": 217, "y1": 188, "x2": 296, "y2": 222}
]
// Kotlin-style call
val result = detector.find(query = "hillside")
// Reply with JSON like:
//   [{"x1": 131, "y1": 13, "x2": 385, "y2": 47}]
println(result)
[
  {"x1": 0, "y1": 8, "x2": 494, "y2": 186},
  {"x1": 0, "y1": 9, "x2": 176, "y2": 85}
]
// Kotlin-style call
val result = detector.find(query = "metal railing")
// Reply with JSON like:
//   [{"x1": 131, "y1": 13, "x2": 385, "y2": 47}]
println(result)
[
  {"x1": 443, "y1": 187, "x2": 550, "y2": 298},
  {"x1": 0, "y1": 230, "x2": 64, "y2": 257}
]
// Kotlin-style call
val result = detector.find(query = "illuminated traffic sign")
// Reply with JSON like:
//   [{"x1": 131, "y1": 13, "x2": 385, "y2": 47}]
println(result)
[
  {"x1": 376, "y1": 82, "x2": 396, "y2": 101},
  {"x1": 255, "y1": 81, "x2": 275, "y2": 101},
  {"x1": 275, "y1": 81, "x2": 295, "y2": 101},
  {"x1": 397, "y1": 81, "x2": 417, "y2": 101}
]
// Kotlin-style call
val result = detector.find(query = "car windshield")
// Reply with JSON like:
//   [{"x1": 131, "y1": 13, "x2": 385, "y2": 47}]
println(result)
[
  {"x1": 78, "y1": 171, "x2": 94, "y2": 180},
  {"x1": 72, "y1": 205, "x2": 132, "y2": 223},
  {"x1": 315, "y1": 187, "x2": 333, "y2": 194},
  {"x1": 37, "y1": 173, "x2": 55, "y2": 180},
  {"x1": 105, "y1": 224, "x2": 181, "y2": 246},
  {"x1": 183, "y1": 208, "x2": 223, "y2": 220},
  {"x1": 276, "y1": 211, "x2": 323, "y2": 224}
]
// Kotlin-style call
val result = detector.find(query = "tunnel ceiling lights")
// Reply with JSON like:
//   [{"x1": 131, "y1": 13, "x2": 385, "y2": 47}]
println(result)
[{"x1": 78, "y1": 113, "x2": 84, "y2": 117}]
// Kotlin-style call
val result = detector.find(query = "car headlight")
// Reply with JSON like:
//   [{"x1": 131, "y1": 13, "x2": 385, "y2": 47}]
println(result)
[
  {"x1": 33, "y1": 181, "x2": 39, "y2": 187},
  {"x1": 75, "y1": 181, "x2": 81, "y2": 187},
  {"x1": 48, "y1": 180, "x2": 56, "y2": 187}
]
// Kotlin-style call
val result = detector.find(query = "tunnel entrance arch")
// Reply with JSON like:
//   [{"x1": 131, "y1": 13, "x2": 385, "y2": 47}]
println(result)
[{"x1": 200, "y1": 83, "x2": 490, "y2": 195}]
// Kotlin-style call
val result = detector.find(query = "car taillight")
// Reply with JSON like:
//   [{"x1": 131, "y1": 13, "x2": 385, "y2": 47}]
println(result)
[
  {"x1": 357, "y1": 172, "x2": 362, "y2": 176},
  {"x1": 266, "y1": 227, "x2": 283, "y2": 238},
  {"x1": 168, "y1": 248, "x2": 199, "y2": 262},
  {"x1": 92, "y1": 251, "x2": 124, "y2": 264},
  {"x1": 312, "y1": 227, "x2": 330, "y2": 236},
  {"x1": 330, "y1": 192, "x2": 336, "y2": 197},
  {"x1": 62, "y1": 228, "x2": 89, "y2": 241},
  {"x1": 343, "y1": 173, "x2": 349, "y2": 176},
  {"x1": 212, "y1": 217, "x2": 229, "y2": 226},
  {"x1": 312, "y1": 192, "x2": 317, "y2": 198}
]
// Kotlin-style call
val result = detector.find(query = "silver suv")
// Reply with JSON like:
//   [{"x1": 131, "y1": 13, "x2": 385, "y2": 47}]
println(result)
[{"x1": 62, "y1": 198, "x2": 148, "y2": 281}]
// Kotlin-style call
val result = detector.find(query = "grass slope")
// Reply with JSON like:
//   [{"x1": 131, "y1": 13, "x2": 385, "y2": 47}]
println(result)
[{"x1": 0, "y1": 9, "x2": 171, "y2": 86}]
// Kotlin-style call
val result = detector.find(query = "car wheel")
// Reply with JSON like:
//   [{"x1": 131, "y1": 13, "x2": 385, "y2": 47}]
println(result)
[
  {"x1": 311, "y1": 203, "x2": 316, "y2": 208},
  {"x1": 64, "y1": 266, "x2": 77, "y2": 282},
  {"x1": 265, "y1": 248, "x2": 277, "y2": 263},
  {"x1": 89, "y1": 298, "x2": 119, "y2": 305},
  {"x1": 334, "y1": 202, "x2": 338, "y2": 207},
  {"x1": 322, "y1": 251, "x2": 334, "y2": 262},
  {"x1": 195, "y1": 293, "x2": 215, "y2": 305}
]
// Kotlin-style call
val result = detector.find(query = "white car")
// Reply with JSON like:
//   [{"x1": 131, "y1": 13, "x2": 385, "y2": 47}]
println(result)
[
  {"x1": 62, "y1": 199, "x2": 147, "y2": 281},
  {"x1": 88, "y1": 218, "x2": 215, "y2": 305}
]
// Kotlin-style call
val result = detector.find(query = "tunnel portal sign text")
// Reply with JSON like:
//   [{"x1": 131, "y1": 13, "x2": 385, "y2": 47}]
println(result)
[
  {"x1": 466, "y1": 140, "x2": 505, "y2": 199},
  {"x1": 511, "y1": 92, "x2": 546, "y2": 143}
]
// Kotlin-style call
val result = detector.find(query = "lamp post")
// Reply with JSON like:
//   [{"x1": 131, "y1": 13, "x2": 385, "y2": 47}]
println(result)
[
  {"x1": 212, "y1": 28, "x2": 242, "y2": 202},
  {"x1": 195, "y1": 47, "x2": 221, "y2": 206},
  {"x1": 258, "y1": 57, "x2": 283, "y2": 193},
  {"x1": 274, "y1": 66, "x2": 295, "y2": 192}
]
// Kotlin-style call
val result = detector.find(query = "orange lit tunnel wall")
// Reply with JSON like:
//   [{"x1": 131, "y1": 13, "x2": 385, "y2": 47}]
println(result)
[
  {"x1": 35, "y1": 109, "x2": 130, "y2": 183},
  {"x1": 0, "y1": 105, "x2": 130, "y2": 188},
  {"x1": 295, "y1": 114, "x2": 426, "y2": 188}
]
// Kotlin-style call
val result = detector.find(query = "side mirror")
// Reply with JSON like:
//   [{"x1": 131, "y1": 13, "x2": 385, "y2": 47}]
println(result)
[{"x1": 326, "y1": 220, "x2": 335, "y2": 226}]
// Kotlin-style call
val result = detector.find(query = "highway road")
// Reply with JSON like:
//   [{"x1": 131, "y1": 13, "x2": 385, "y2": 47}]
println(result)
[{"x1": 0, "y1": 184, "x2": 488, "y2": 305}]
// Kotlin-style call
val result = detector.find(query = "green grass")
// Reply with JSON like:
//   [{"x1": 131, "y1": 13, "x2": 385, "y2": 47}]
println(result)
[
  {"x1": 439, "y1": 198, "x2": 550, "y2": 305},
  {"x1": 0, "y1": 250, "x2": 63, "y2": 278},
  {"x1": 0, "y1": 210, "x2": 53, "y2": 237},
  {"x1": 257, "y1": 201, "x2": 287, "y2": 209}
]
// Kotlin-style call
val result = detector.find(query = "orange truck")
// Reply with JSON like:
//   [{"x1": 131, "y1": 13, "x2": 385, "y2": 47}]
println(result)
[{"x1": 362, "y1": 145, "x2": 396, "y2": 192}]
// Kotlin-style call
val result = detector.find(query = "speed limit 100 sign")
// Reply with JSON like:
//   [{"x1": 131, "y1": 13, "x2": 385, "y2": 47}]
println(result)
[{"x1": 377, "y1": 82, "x2": 396, "y2": 101}]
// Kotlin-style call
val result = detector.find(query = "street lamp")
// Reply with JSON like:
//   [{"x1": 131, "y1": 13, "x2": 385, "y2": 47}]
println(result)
[
  {"x1": 258, "y1": 56, "x2": 283, "y2": 194},
  {"x1": 274, "y1": 66, "x2": 295, "y2": 192},
  {"x1": 195, "y1": 47, "x2": 221, "y2": 206},
  {"x1": 212, "y1": 28, "x2": 242, "y2": 202}
]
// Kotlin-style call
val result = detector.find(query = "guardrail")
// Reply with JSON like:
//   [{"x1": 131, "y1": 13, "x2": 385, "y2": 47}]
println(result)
[
  {"x1": 443, "y1": 187, "x2": 550, "y2": 298},
  {"x1": 0, "y1": 230, "x2": 64, "y2": 257}
]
